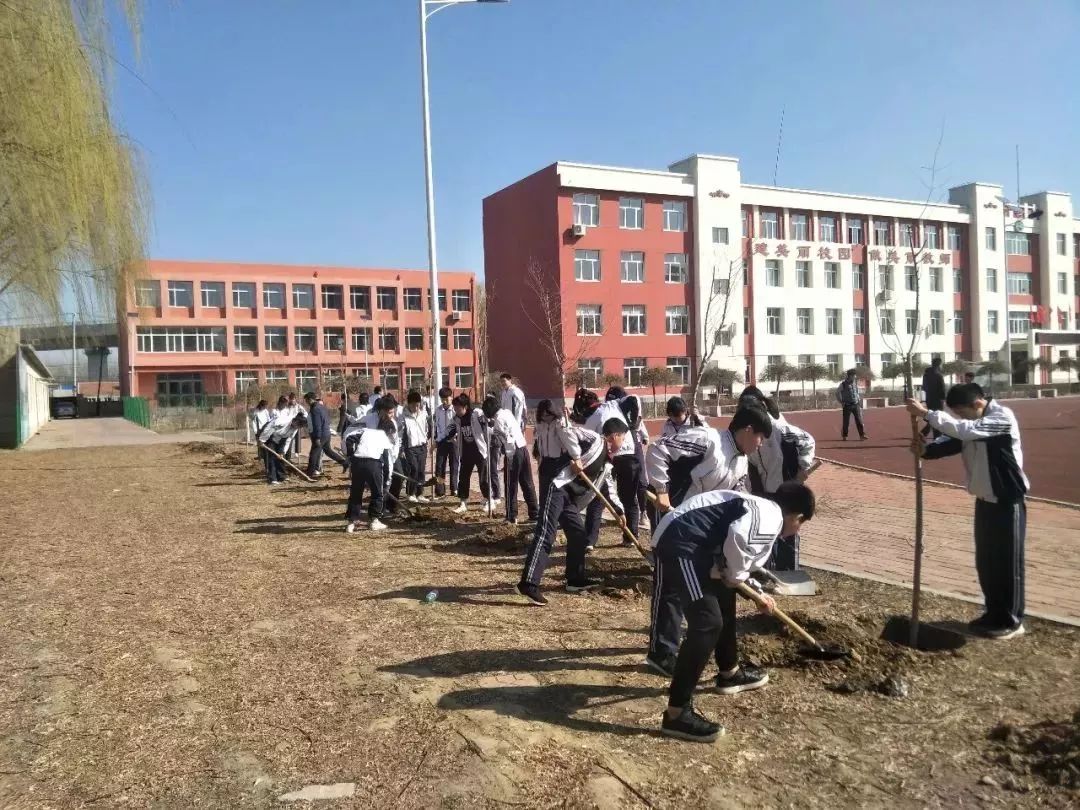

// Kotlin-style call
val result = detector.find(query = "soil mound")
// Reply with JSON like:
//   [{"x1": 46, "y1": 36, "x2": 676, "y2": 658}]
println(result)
[{"x1": 990, "y1": 709, "x2": 1080, "y2": 789}]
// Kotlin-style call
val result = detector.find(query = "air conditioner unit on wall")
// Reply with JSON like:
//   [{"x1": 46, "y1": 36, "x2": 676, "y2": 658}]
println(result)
[
  {"x1": 572, "y1": 224, "x2": 587, "y2": 237},
  {"x1": 449, "y1": 311, "x2": 462, "y2": 323}
]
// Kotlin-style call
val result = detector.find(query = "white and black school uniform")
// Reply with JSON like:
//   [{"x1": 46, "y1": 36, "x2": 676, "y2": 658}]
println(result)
[
  {"x1": 652, "y1": 490, "x2": 782, "y2": 708},
  {"x1": 520, "y1": 427, "x2": 610, "y2": 589},
  {"x1": 251, "y1": 407, "x2": 271, "y2": 460},
  {"x1": 923, "y1": 399, "x2": 1029, "y2": 630},
  {"x1": 432, "y1": 402, "x2": 458, "y2": 496},
  {"x1": 500, "y1": 384, "x2": 527, "y2": 430},
  {"x1": 257, "y1": 411, "x2": 300, "y2": 483},
  {"x1": 747, "y1": 414, "x2": 815, "y2": 571},
  {"x1": 398, "y1": 408, "x2": 430, "y2": 497},
  {"x1": 533, "y1": 418, "x2": 581, "y2": 515},
  {"x1": 584, "y1": 398, "x2": 643, "y2": 544},
  {"x1": 490, "y1": 407, "x2": 538, "y2": 523},
  {"x1": 453, "y1": 407, "x2": 491, "y2": 503},
  {"x1": 343, "y1": 424, "x2": 395, "y2": 522},
  {"x1": 359, "y1": 409, "x2": 406, "y2": 507}
]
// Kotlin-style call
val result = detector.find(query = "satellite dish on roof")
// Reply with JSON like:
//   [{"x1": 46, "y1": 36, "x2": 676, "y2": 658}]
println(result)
[{"x1": 1012, "y1": 221, "x2": 1025, "y2": 233}]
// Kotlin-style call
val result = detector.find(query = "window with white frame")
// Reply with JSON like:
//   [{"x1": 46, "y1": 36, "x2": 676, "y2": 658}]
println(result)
[
  {"x1": 1008, "y1": 311, "x2": 1031, "y2": 335},
  {"x1": 716, "y1": 325, "x2": 733, "y2": 346},
  {"x1": 905, "y1": 309, "x2": 919, "y2": 335},
  {"x1": 767, "y1": 355, "x2": 783, "y2": 368},
  {"x1": 880, "y1": 309, "x2": 895, "y2": 333},
  {"x1": 877, "y1": 265, "x2": 893, "y2": 291},
  {"x1": 743, "y1": 307, "x2": 750, "y2": 333},
  {"x1": 663, "y1": 200, "x2": 686, "y2": 232},
  {"x1": 905, "y1": 266, "x2": 918, "y2": 291},
  {"x1": 953, "y1": 268, "x2": 963, "y2": 292},
  {"x1": 666, "y1": 305, "x2": 689, "y2": 335},
  {"x1": 623, "y1": 357, "x2": 646, "y2": 387},
  {"x1": 264, "y1": 326, "x2": 286, "y2": 352},
  {"x1": 664, "y1": 253, "x2": 688, "y2": 283},
  {"x1": 292, "y1": 283, "x2": 314, "y2": 309},
  {"x1": 453, "y1": 367, "x2": 473, "y2": 389},
  {"x1": 265, "y1": 369, "x2": 288, "y2": 384},
  {"x1": 1007, "y1": 272, "x2": 1031, "y2": 294},
  {"x1": 766, "y1": 308, "x2": 783, "y2": 335},
  {"x1": 232, "y1": 282, "x2": 255, "y2": 308},
  {"x1": 620, "y1": 251, "x2": 644, "y2": 283},
  {"x1": 826, "y1": 308, "x2": 841, "y2": 335},
  {"x1": 826, "y1": 354, "x2": 841, "y2": 377},
  {"x1": 235, "y1": 370, "x2": 258, "y2": 392},
  {"x1": 576, "y1": 304, "x2": 602, "y2": 336},
  {"x1": 712, "y1": 227, "x2": 729, "y2": 245},
  {"x1": 453, "y1": 328, "x2": 473, "y2": 350},
  {"x1": 899, "y1": 222, "x2": 915, "y2": 247},
  {"x1": 825, "y1": 262, "x2": 840, "y2": 288},
  {"x1": 134, "y1": 280, "x2": 160, "y2": 307},
  {"x1": 855, "y1": 353, "x2": 867, "y2": 367},
  {"x1": 791, "y1": 213, "x2": 809, "y2": 241},
  {"x1": 853, "y1": 309, "x2": 865, "y2": 335},
  {"x1": 435, "y1": 288, "x2": 448, "y2": 311},
  {"x1": 987, "y1": 267, "x2": 998, "y2": 292},
  {"x1": 431, "y1": 327, "x2": 449, "y2": 350},
  {"x1": 351, "y1": 327, "x2": 371, "y2": 352},
  {"x1": 797, "y1": 308, "x2": 814, "y2": 335},
  {"x1": 376, "y1": 286, "x2": 397, "y2": 310},
  {"x1": 1059, "y1": 233, "x2": 1069, "y2": 256},
  {"x1": 852, "y1": 264, "x2": 865, "y2": 290},
  {"x1": 350, "y1": 285, "x2": 370, "y2": 310},
  {"x1": 451, "y1": 289, "x2": 471, "y2": 311},
  {"x1": 200, "y1": 281, "x2": 225, "y2": 308},
  {"x1": 233, "y1": 326, "x2": 258, "y2": 352},
  {"x1": 742, "y1": 209, "x2": 750, "y2": 237},
  {"x1": 378, "y1": 327, "x2": 399, "y2": 352},
  {"x1": 985, "y1": 226, "x2": 997, "y2": 251},
  {"x1": 796, "y1": 261, "x2": 812, "y2": 288},
  {"x1": 766, "y1": 260, "x2": 783, "y2": 287},
  {"x1": 924, "y1": 224, "x2": 939, "y2": 249},
  {"x1": 874, "y1": 220, "x2": 892, "y2": 246},
  {"x1": 847, "y1": 217, "x2": 863, "y2": 245},
  {"x1": 573, "y1": 192, "x2": 599, "y2": 227},
  {"x1": 323, "y1": 327, "x2": 345, "y2": 352},
  {"x1": 760, "y1": 211, "x2": 779, "y2": 239},
  {"x1": 381, "y1": 367, "x2": 401, "y2": 392},
  {"x1": 987, "y1": 310, "x2": 999, "y2": 334},
  {"x1": 321, "y1": 285, "x2": 343, "y2": 309},
  {"x1": 798, "y1": 353, "x2": 812, "y2": 368},
  {"x1": 295, "y1": 369, "x2": 317, "y2": 394},
  {"x1": 1059, "y1": 272, "x2": 1069, "y2": 294},
  {"x1": 403, "y1": 288, "x2": 422, "y2": 311},
  {"x1": 881, "y1": 352, "x2": 894, "y2": 366},
  {"x1": 167, "y1": 280, "x2": 193, "y2": 308},
  {"x1": 930, "y1": 310, "x2": 943, "y2": 335},
  {"x1": 574, "y1": 249, "x2": 601, "y2": 282},
  {"x1": 947, "y1": 225, "x2": 962, "y2": 250},
  {"x1": 929, "y1": 267, "x2": 942, "y2": 292},
  {"x1": 953, "y1": 310, "x2": 964, "y2": 334},
  {"x1": 713, "y1": 278, "x2": 730, "y2": 296},
  {"x1": 578, "y1": 359, "x2": 602, "y2": 388},
  {"x1": 135, "y1": 327, "x2": 224, "y2": 353},
  {"x1": 622, "y1": 305, "x2": 646, "y2": 335},
  {"x1": 405, "y1": 368, "x2": 426, "y2": 390},
  {"x1": 1005, "y1": 231, "x2": 1030, "y2": 255},
  {"x1": 294, "y1": 327, "x2": 315, "y2": 351},
  {"x1": 667, "y1": 357, "x2": 690, "y2": 385},
  {"x1": 820, "y1": 215, "x2": 837, "y2": 243},
  {"x1": 404, "y1": 328, "x2": 424, "y2": 351},
  {"x1": 619, "y1": 197, "x2": 643, "y2": 229}
]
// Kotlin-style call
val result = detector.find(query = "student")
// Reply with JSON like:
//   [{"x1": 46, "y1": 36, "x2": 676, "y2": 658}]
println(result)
[
  {"x1": 342, "y1": 419, "x2": 396, "y2": 533},
  {"x1": 654, "y1": 483, "x2": 816, "y2": 742},
  {"x1": 659, "y1": 396, "x2": 707, "y2": 439},
  {"x1": 532, "y1": 399, "x2": 579, "y2": 516},
  {"x1": 963, "y1": 371, "x2": 976, "y2": 384},
  {"x1": 482, "y1": 395, "x2": 538, "y2": 524},
  {"x1": 354, "y1": 392, "x2": 372, "y2": 421},
  {"x1": 399, "y1": 391, "x2": 431, "y2": 503},
  {"x1": 451, "y1": 394, "x2": 494, "y2": 514},
  {"x1": 906, "y1": 383, "x2": 1029, "y2": 639},
  {"x1": 835, "y1": 369, "x2": 868, "y2": 441},
  {"x1": 644, "y1": 404, "x2": 770, "y2": 676},
  {"x1": 286, "y1": 392, "x2": 307, "y2": 460},
  {"x1": 432, "y1": 387, "x2": 458, "y2": 498},
  {"x1": 251, "y1": 400, "x2": 270, "y2": 461},
  {"x1": 257, "y1": 401, "x2": 308, "y2": 485},
  {"x1": 921, "y1": 358, "x2": 947, "y2": 438},
  {"x1": 498, "y1": 372, "x2": 527, "y2": 430},
  {"x1": 304, "y1": 391, "x2": 349, "y2": 477},
  {"x1": 359, "y1": 396, "x2": 406, "y2": 513},
  {"x1": 583, "y1": 387, "x2": 645, "y2": 548},
  {"x1": 517, "y1": 418, "x2": 626, "y2": 605}
]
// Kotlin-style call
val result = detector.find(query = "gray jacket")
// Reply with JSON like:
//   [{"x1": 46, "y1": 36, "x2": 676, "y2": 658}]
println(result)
[{"x1": 836, "y1": 379, "x2": 861, "y2": 407}]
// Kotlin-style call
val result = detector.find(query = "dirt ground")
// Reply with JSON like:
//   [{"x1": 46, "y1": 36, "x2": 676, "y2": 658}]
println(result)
[{"x1": 1, "y1": 442, "x2": 1079, "y2": 808}]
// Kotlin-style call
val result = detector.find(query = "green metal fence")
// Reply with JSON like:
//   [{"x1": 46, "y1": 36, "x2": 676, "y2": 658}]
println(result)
[{"x1": 122, "y1": 396, "x2": 152, "y2": 428}]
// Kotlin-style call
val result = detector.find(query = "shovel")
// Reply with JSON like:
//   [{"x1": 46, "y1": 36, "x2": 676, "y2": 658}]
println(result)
[
  {"x1": 757, "y1": 568, "x2": 817, "y2": 596},
  {"x1": 735, "y1": 582, "x2": 856, "y2": 662},
  {"x1": 258, "y1": 442, "x2": 316, "y2": 483},
  {"x1": 574, "y1": 468, "x2": 652, "y2": 562}
]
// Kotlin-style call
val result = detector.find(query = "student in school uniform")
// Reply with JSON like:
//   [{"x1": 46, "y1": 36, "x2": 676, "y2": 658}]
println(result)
[
  {"x1": 303, "y1": 391, "x2": 349, "y2": 478},
  {"x1": 653, "y1": 482, "x2": 816, "y2": 742},
  {"x1": 581, "y1": 388, "x2": 644, "y2": 548},
  {"x1": 451, "y1": 394, "x2": 494, "y2": 514},
  {"x1": 906, "y1": 383, "x2": 1030, "y2": 640},
  {"x1": 498, "y1": 373, "x2": 527, "y2": 430},
  {"x1": 432, "y1": 387, "x2": 458, "y2": 498},
  {"x1": 284, "y1": 392, "x2": 307, "y2": 461},
  {"x1": 532, "y1": 400, "x2": 578, "y2": 516},
  {"x1": 257, "y1": 404, "x2": 308, "y2": 485},
  {"x1": 251, "y1": 400, "x2": 270, "y2": 462},
  {"x1": 358, "y1": 395, "x2": 407, "y2": 514},
  {"x1": 399, "y1": 390, "x2": 431, "y2": 503},
  {"x1": 482, "y1": 395, "x2": 538, "y2": 524},
  {"x1": 354, "y1": 392, "x2": 372, "y2": 421},
  {"x1": 517, "y1": 418, "x2": 627, "y2": 606},
  {"x1": 342, "y1": 419, "x2": 396, "y2": 533}
]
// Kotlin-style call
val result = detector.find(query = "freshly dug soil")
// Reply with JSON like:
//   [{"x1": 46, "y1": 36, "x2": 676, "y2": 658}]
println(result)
[{"x1": 990, "y1": 709, "x2": 1080, "y2": 789}]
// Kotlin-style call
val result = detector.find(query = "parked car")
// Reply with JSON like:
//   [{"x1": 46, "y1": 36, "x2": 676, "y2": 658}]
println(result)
[{"x1": 53, "y1": 399, "x2": 77, "y2": 419}]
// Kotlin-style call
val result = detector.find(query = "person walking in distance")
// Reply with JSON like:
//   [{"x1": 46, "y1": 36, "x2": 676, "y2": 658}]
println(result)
[
  {"x1": 836, "y1": 369, "x2": 868, "y2": 441},
  {"x1": 499, "y1": 373, "x2": 527, "y2": 430},
  {"x1": 432, "y1": 387, "x2": 458, "y2": 498},
  {"x1": 482, "y1": 395, "x2": 538, "y2": 524},
  {"x1": 303, "y1": 391, "x2": 349, "y2": 478},
  {"x1": 451, "y1": 394, "x2": 493, "y2": 514},
  {"x1": 399, "y1": 391, "x2": 431, "y2": 503},
  {"x1": 920, "y1": 357, "x2": 947, "y2": 438}
]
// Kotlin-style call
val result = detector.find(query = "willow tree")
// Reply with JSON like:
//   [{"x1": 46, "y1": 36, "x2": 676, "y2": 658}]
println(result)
[{"x1": 0, "y1": 1, "x2": 147, "y2": 318}]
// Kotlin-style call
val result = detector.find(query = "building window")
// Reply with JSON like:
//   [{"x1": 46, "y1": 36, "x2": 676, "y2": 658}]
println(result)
[
  {"x1": 135, "y1": 327, "x2": 224, "y2": 354},
  {"x1": 1005, "y1": 231, "x2": 1030, "y2": 255},
  {"x1": 713, "y1": 278, "x2": 730, "y2": 296},
  {"x1": 262, "y1": 370, "x2": 287, "y2": 385},
  {"x1": 985, "y1": 226, "x2": 997, "y2": 251},
  {"x1": 622, "y1": 305, "x2": 646, "y2": 335},
  {"x1": 904, "y1": 309, "x2": 919, "y2": 335},
  {"x1": 797, "y1": 353, "x2": 812, "y2": 369},
  {"x1": 233, "y1": 326, "x2": 258, "y2": 352},
  {"x1": 987, "y1": 268, "x2": 998, "y2": 292},
  {"x1": 665, "y1": 305, "x2": 689, "y2": 335},
  {"x1": 905, "y1": 266, "x2": 918, "y2": 291},
  {"x1": 667, "y1": 357, "x2": 690, "y2": 385},
  {"x1": 1008, "y1": 311, "x2": 1031, "y2": 335},
  {"x1": 574, "y1": 249, "x2": 601, "y2": 282},
  {"x1": 619, "y1": 197, "x2": 643, "y2": 229},
  {"x1": 766, "y1": 307, "x2": 783, "y2": 335},
  {"x1": 929, "y1": 310, "x2": 943, "y2": 335},
  {"x1": 453, "y1": 328, "x2": 473, "y2": 350},
  {"x1": 623, "y1": 357, "x2": 646, "y2": 387},
  {"x1": 766, "y1": 260, "x2": 783, "y2": 287},
  {"x1": 382, "y1": 367, "x2": 401, "y2": 392},
  {"x1": 200, "y1": 281, "x2": 224, "y2": 308},
  {"x1": 825, "y1": 354, "x2": 841, "y2": 377},
  {"x1": 797, "y1": 308, "x2": 813, "y2": 335},
  {"x1": 134, "y1": 280, "x2": 160, "y2": 307},
  {"x1": 578, "y1": 359, "x2": 602, "y2": 388},
  {"x1": 874, "y1": 220, "x2": 892, "y2": 246},
  {"x1": 880, "y1": 309, "x2": 895, "y2": 334},
  {"x1": 924, "y1": 224, "x2": 939, "y2": 250},
  {"x1": 404, "y1": 328, "x2": 424, "y2": 351},
  {"x1": 899, "y1": 222, "x2": 915, "y2": 247},
  {"x1": 405, "y1": 368, "x2": 426, "y2": 390},
  {"x1": 155, "y1": 373, "x2": 204, "y2": 405},
  {"x1": 620, "y1": 251, "x2": 644, "y2": 283},
  {"x1": 880, "y1": 353, "x2": 894, "y2": 367},
  {"x1": 378, "y1": 327, "x2": 399, "y2": 352},
  {"x1": 741, "y1": 209, "x2": 750, "y2": 237},
  {"x1": 948, "y1": 225, "x2": 962, "y2": 251},
  {"x1": 350, "y1": 285, "x2": 370, "y2": 310},
  {"x1": 712, "y1": 226, "x2": 729, "y2": 245},
  {"x1": 234, "y1": 370, "x2": 258, "y2": 392},
  {"x1": 663, "y1": 200, "x2": 687, "y2": 232},
  {"x1": 664, "y1": 253, "x2": 688, "y2": 283},
  {"x1": 294, "y1": 327, "x2": 315, "y2": 352},
  {"x1": 854, "y1": 353, "x2": 867, "y2": 368},
  {"x1": 928, "y1": 267, "x2": 942, "y2": 292},
  {"x1": 264, "y1": 326, "x2": 286, "y2": 352},
  {"x1": 826, "y1": 308, "x2": 841, "y2": 335},
  {"x1": 1075, "y1": 235, "x2": 1080, "y2": 259},
  {"x1": 403, "y1": 288, "x2": 422, "y2": 311},
  {"x1": 952, "y1": 268, "x2": 962, "y2": 292},
  {"x1": 294, "y1": 369, "x2": 316, "y2": 394},
  {"x1": 376, "y1": 286, "x2": 397, "y2": 310},
  {"x1": 877, "y1": 265, "x2": 893, "y2": 291},
  {"x1": 435, "y1": 288, "x2": 448, "y2": 311},
  {"x1": 290, "y1": 284, "x2": 313, "y2": 310},
  {"x1": 847, "y1": 217, "x2": 863, "y2": 245},
  {"x1": 824, "y1": 262, "x2": 840, "y2": 289},
  {"x1": 167, "y1": 280, "x2": 193, "y2": 308},
  {"x1": 796, "y1": 261, "x2": 812, "y2": 288},
  {"x1": 987, "y1": 311, "x2": 999, "y2": 334},
  {"x1": 853, "y1": 309, "x2": 865, "y2": 335},
  {"x1": 323, "y1": 327, "x2": 345, "y2": 352},
  {"x1": 321, "y1": 285, "x2": 343, "y2": 309},
  {"x1": 1059, "y1": 272, "x2": 1069, "y2": 295},
  {"x1": 767, "y1": 355, "x2": 783, "y2": 368},
  {"x1": 760, "y1": 210, "x2": 779, "y2": 239},
  {"x1": 820, "y1": 215, "x2": 837, "y2": 243},
  {"x1": 1007, "y1": 272, "x2": 1031, "y2": 295},
  {"x1": 351, "y1": 327, "x2": 372, "y2": 352},
  {"x1": 451, "y1": 290, "x2": 471, "y2": 311},
  {"x1": 576, "y1": 304, "x2": 602, "y2": 336},
  {"x1": 852, "y1": 264, "x2": 865, "y2": 290},
  {"x1": 954, "y1": 310, "x2": 964, "y2": 334},
  {"x1": 430, "y1": 327, "x2": 449, "y2": 351},
  {"x1": 262, "y1": 283, "x2": 285, "y2": 309},
  {"x1": 229, "y1": 282, "x2": 253, "y2": 309},
  {"x1": 743, "y1": 307, "x2": 750, "y2": 334},
  {"x1": 573, "y1": 192, "x2": 599, "y2": 227},
  {"x1": 790, "y1": 213, "x2": 809, "y2": 241}
]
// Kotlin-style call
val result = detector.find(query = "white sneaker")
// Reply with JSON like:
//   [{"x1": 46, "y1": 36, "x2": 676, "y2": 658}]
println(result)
[
  {"x1": 345, "y1": 522, "x2": 356, "y2": 534},
  {"x1": 452, "y1": 502, "x2": 468, "y2": 514},
  {"x1": 371, "y1": 519, "x2": 388, "y2": 531},
  {"x1": 407, "y1": 495, "x2": 419, "y2": 503},
  {"x1": 415, "y1": 495, "x2": 429, "y2": 503},
  {"x1": 492, "y1": 499, "x2": 502, "y2": 508}
]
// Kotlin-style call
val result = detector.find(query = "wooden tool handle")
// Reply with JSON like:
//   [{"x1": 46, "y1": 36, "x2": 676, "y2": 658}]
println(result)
[
  {"x1": 259, "y1": 441, "x2": 316, "y2": 483},
  {"x1": 575, "y1": 467, "x2": 650, "y2": 559},
  {"x1": 734, "y1": 581, "x2": 821, "y2": 649}
]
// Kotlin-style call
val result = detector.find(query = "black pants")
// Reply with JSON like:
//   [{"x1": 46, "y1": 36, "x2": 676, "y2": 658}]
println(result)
[
  {"x1": 457, "y1": 442, "x2": 490, "y2": 502},
  {"x1": 306, "y1": 435, "x2": 347, "y2": 477},
  {"x1": 290, "y1": 430, "x2": 303, "y2": 459},
  {"x1": 520, "y1": 482, "x2": 588, "y2": 587},
  {"x1": 537, "y1": 456, "x2": 565, "y2": 517},
  {"x1": 841, "y1": 404, "x2": 865, "y2": 439},
  {"x1": 585, "y1": 456, "x2": 640, "y2": 546},
  {"x1": 766, "y1": 534, "x2": 800, "y2": 571},
  {"x1": 504, "y1": 446, "x2": 538, "y2": 522},
  {"x1": 348, "y1": 457, "x2": 385, "y2": 521},
  {"x1": 655, "y1": 554, "x2": 738, "y2": 708},
  {"x1": 974, "y1": 498, "x2": 1026, "y2": 628},
  {"x1": 435, "y1": 439, "x2": 459, "y2": 495},
  {"x1": 388, "y1": 457, "x2": 405, "y2": 506},
  {"x1": 402, "y1": 445, "x2": 428, "y2": 496},
  {"x1": 488, "y1": 437, "x2": 503, "y2": 499},
  {"x1": 264, "y1": 438, "x2": 287, "y2": 483}
]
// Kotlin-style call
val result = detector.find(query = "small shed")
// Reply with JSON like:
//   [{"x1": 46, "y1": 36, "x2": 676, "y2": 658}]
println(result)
[{"x1": 0, "y1": 332, "x2": 56, "y2": 448}]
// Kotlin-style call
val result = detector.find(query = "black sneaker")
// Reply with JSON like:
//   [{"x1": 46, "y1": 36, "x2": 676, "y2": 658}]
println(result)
[
  {"x1": 516, "y1": 582, "x2": 547, "y2": 606},
  {"x1": 660, "y1": 703, "x2": 723, "y2": 743},
  {"x1": 566, "y1": 578, "x2": 601, "y2": 593},
  {"x1": 981, "y1": 623, "x2": 1025, "y2": 640},
  {"x1": 644, "y1": 652, "x2": 676, "y2": 678},
  {"x1": 967, "y1": 613, "x2": 994, "y2": 633},
  {"x1": 621, "y1": 537, "x2": 638, "y2": 548},
  {"x1": 716, "y1": 665, "x2": 769, "y2": 695},
  {"x1": 584, "y1": 545, "x2": 595, "y2": 556}
]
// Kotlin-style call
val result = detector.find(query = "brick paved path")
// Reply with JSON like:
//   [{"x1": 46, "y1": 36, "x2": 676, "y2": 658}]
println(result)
[{"x1": 802, "y1": 463, "x2": 1080, "y2": 625}]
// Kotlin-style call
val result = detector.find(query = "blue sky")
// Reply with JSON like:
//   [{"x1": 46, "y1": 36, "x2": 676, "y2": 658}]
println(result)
[{"x1": 113, "y1": 0, "x2": 1080, "y2": 276}]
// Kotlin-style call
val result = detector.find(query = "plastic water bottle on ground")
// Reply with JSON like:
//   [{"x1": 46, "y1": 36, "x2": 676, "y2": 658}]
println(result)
[{"x1": 423, "y1": 590, "x2": 438, "y2": 604}]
